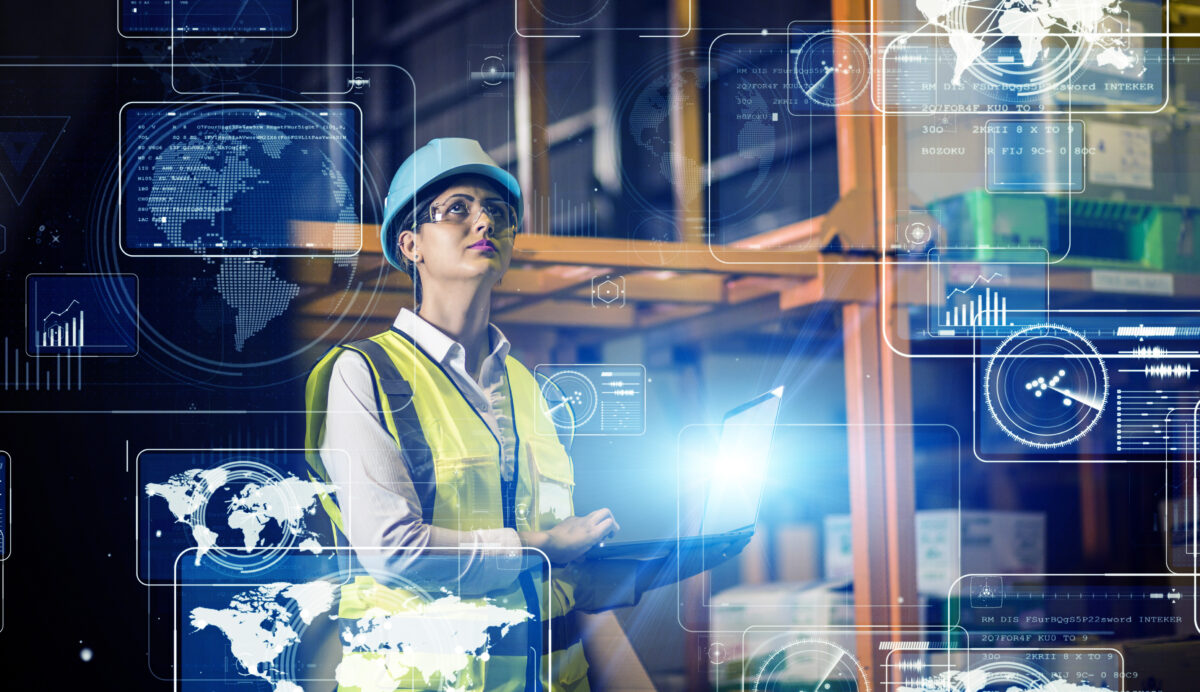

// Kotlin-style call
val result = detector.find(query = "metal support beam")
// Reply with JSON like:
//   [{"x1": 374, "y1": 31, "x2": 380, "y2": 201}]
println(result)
[
  {"x1": 669, "y1": 0, "x2": 705, "y2": 245},
  {"x1": 832, "y1": 0, "x2": 918, "y2": 684},
  {"x1": 512, "y1": 235, "x2": 817, "y2": 275},
  {"x1": 497, "y1": 299, "x2": 636, "y2": 328},
  {"x1": 515, "y1": 3, "x2": 553, "y2": 236}
]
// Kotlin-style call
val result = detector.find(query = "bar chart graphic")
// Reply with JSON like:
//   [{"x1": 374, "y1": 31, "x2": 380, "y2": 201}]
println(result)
[
  {"x1": 928, "y1": 249, "x2": 1048, "y2": 338},
  {"x1": 944, "y1": 276, "x2": 1011, "y2": 328},
  {"x1": 26, "y1": 274, "x2": 138, "y2": 356},
  {"x1": 39, "y1": 299, "x2": 85, "y2": 348}
]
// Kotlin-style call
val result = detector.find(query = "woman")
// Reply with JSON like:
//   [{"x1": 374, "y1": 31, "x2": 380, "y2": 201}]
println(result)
[{"x1": 305, "y1": 138, "x2": 646, "y2": 691}]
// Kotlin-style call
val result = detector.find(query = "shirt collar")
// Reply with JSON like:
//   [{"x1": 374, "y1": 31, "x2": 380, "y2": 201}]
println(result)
[{"x1": 392, "y1": 308, "x2": 511, "y2": 366}]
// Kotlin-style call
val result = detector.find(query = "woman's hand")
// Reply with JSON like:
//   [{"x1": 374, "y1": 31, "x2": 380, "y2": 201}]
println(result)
[{"x1": 519, "y1": 508, "x2": 620, "y2": 565}]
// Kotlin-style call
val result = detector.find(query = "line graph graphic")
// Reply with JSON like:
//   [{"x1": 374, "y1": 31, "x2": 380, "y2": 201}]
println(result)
[
  {"x1": 944, "y1": 280, "x2": 1010, "y2": 329},
  {"x1": 929, "y1": 249, "x2": 1048, "y2": 337},
  {"x1": 26, "y1": 275, "x2": 138, "y2": 356},
  {"x1": 39, "y1": 299, "x2": 84, "y2": 348},
  {"x1": 946, "y1": 272, "x2": 1004, "y2": 299}
]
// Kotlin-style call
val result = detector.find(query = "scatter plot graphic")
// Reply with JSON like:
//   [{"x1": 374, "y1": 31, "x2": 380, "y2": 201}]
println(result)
[
  {"x1": 541, "y1": 369, "x2": 597, "y2": 430},
  {"x1": 121, "y1": 103, "x2": 361, "y2": 256},
  {"x1": 121, "y1": 0, "x2": 296, "y2": 36},
  {"x1": 743, "y1": 636, "x2": 866, "y2": 692},
  {"x1": 26, "y1": 274, "x2": 138, "y2": 356},
  {"x1": 790, "y1": 30, "x2": 872, "y2": 110},
  {"x1": 983, "y1": 325, "x2": 1108, "y2": 449},
  {"x1": 138, "y1": 450, "x2": 346, "y2": 584},
  {"x1": 535, "y1": 364, "x2": 646, "y2": 436},
  {"x1": 975, "y1": 328, "x2": 1199, "y2": 459}
]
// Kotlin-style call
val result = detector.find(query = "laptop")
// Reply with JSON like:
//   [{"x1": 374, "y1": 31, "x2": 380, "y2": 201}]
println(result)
[{"x1": 586, "y1": 386, "x2": 783, "y2": 561}]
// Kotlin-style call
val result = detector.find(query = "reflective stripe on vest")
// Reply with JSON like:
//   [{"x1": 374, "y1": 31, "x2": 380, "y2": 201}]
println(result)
[{"x1": 305, "y1": 329, "x2": 589, "y2": 691}]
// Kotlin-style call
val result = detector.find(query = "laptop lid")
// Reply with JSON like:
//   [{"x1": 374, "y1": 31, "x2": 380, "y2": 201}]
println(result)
[{"x1": 699, "y1": 386, "x2": 783, "y2": 536}]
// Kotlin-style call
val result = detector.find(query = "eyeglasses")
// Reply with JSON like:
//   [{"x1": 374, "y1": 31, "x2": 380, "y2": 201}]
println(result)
[{"x1": 426, "y1": 195, "x2": 519, "y2": 236}]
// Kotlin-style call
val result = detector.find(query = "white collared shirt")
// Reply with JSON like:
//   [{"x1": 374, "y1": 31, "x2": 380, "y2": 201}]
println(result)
[
  {"x1": 391, "y1": 308, "x2": 518, "y2": 482},
  {"x1": 319, "y1": 308, "x2": 521, "y2": 588}
]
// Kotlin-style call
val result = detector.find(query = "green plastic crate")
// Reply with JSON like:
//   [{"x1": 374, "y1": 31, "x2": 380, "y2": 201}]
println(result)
[{"x1": 928, "y1": 190, "x2": 1200, "y2": 273}]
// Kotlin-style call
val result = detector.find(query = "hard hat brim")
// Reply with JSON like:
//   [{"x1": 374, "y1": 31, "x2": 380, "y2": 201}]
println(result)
[{"x1": 382, "y1": 163, "x2": 522, "y2": 271}]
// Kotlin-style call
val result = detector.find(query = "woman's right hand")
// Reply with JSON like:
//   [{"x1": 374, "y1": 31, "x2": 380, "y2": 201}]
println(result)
[{"x1": 519, "y1": 508, "x2": 619, "y2": 565}]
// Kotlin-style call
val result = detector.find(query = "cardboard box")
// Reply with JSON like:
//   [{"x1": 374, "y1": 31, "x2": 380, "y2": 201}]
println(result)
[
  {"x1": 822, "y1": 515, "x2": 854, "y2": 582},
  {"x1": 1111, "y1": 637, "x2": 1200, "y2": 689},
  {"x1": 774, "y1": 524, "x2": 820, "y2": 582},
  {"x1": 823, "y1": 510, "x2": 1045, "y2": 597},
  {"x1": 708, "y1": 580, "x2": 855, "y2": 684}
]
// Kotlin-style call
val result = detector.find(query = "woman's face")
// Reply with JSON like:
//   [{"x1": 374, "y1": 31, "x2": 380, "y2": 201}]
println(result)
[{"x1": 398, "y1": 175, "x2": 515, "y2": 292}]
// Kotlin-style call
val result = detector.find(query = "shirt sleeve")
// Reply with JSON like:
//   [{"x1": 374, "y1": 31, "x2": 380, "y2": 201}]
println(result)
[{"x1": 320, "y1": 349, "x2": 524, "y2": 594}]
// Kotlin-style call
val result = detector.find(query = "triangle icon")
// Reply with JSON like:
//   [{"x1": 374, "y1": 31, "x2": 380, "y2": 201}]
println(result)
[
  {"x1": 0, "y1": 132, "x2": 43, "y2": 173},
  {"x1": 0, "y1": 116, "x2": 69, "y2": 206},
  {"x1": 535, "y1": 61, "x2": 590, "y2": 123}
]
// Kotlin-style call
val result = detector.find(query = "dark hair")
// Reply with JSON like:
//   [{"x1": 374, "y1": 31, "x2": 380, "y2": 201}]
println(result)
[{"x1": 389, "y1": 177, "x2": 451, "y2": 307}]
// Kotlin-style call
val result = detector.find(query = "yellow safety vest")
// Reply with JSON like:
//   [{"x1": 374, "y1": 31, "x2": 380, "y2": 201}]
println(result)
[{"x1": 304, "y1": 328, "x2": 590, "y2": 691}]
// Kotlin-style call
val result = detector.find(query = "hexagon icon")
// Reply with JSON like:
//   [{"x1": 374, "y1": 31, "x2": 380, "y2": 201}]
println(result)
[{"x1": 596, "y1": 279, "x2": 621, "y2": 304}]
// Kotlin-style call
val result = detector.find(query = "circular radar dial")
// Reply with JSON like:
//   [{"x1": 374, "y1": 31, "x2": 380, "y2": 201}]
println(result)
[
  {"x1": 526, "y1": 0, "x2": 611, "y2": 26},
  {"x1": 793, "y1": 30, "x2": 872, "y2": 108},
  {"x1": 193, "y1": 459, "x2": 296, "y2": 573},
  {"x1": 984, "y1": 324, "x2": 1108, "y2": 449},
  {"x1": 540, "y1": 370, "x2": 598, "y2": 431},
  {"x1": 749, "y1": 638, "x2": 867, "y2": 692}
]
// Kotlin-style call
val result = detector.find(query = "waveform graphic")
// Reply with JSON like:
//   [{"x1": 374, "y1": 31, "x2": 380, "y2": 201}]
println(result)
[
  {"x1": 1120, "y1": 345, "x2": 1200, "y2": 358},
  {"x1": 1119, "y1": 363, "x2": 1196, "y2": 378},
  {"x1": 946, "y1": 272, "x2": 1004, "y2": 300},
  {"x1": 894, "y1": 658, "x2": 927, "y2": 672}
]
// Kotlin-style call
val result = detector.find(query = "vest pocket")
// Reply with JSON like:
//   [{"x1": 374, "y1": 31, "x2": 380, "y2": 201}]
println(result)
[
  {"x1": 433, "y1": 455, "x2": 504, "y2": 532},
  {"x1": 526, "y1": 439, "x2": 575, "y2": 529}
]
